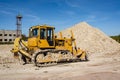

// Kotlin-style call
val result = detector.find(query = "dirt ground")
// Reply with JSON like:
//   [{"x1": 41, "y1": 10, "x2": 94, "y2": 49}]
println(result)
[{"x1": 0, "y1": 44, "x2": 120, "y2": 80}]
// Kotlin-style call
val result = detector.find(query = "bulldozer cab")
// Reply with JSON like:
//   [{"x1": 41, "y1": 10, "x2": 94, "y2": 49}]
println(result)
[{"x1": 28, "y1": 25, "x2": 55, "y2": 48}]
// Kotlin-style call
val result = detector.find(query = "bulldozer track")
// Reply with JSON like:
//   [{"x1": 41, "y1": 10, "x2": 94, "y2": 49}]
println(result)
[{"x1": 32, "y1": 49, "x2": 77, "y2": 67}]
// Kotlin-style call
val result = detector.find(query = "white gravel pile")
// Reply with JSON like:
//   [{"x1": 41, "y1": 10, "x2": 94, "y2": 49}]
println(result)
[{"x1": 56, "y1": 22, "x2": 120, "y2": 56}]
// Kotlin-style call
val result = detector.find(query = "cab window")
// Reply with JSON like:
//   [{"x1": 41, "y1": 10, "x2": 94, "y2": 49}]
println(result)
[
  {"x1": 32, "y1": 28, "x2": 38, "y2": 36},
  {"x1": 47, "y1": 29, "x2": 53, "y2": 41},
  {"x1": 40, "y1": 29, "x2": 46, "y2": 39},
  {"x1": 29, "y1": 28, "x2": 38, "y2": 37}
]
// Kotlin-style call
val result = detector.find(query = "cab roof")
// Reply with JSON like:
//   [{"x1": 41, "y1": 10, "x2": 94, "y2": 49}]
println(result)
[{"x1": 30, "y1": 25, "x2": 55, "y2": 30}]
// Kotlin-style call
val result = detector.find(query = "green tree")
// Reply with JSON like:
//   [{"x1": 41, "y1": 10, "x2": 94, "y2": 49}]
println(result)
[
  {"x1": 110, "y1": 34, "x2": 120, "y2": 43},
  {"x1": 21, "y1": 34, "x2": 28, "y2": 41}
]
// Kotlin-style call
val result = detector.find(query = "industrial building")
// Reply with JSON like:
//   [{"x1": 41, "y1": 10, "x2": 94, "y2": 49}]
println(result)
[{"x1": 0, "y1": 30, "x2": 17, "y2": 43}]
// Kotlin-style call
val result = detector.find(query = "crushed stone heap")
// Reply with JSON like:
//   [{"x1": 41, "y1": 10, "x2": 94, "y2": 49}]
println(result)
[{"x1": 56, "y1": 22, "x2": 120, "y2": 56}]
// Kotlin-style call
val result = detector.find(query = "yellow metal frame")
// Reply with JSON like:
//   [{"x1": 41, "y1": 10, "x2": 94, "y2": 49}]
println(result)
[{"x1": 11, "y1": 37, "x2": 32, "y2": 59}]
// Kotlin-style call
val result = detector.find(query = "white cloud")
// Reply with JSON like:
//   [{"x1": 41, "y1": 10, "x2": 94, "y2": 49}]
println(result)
[
  {"x1": 0, "y1": 10, "x2": 14, "y2": 15},
  {"x1": 65, "y1": 0, "x2": 80, "y2": 8},
  {"x1": 0, "y1": 3, "x2": 17, "y2": 16},
  {"x1": 25, "y1": 14, "x2": 39, "y2": 19},
  {"x1": 84, "y1": 13, "x2": 109, "y2": 22},
  {"x1": 0, "y1": 2, "x2": 40, "y2": 22},
  {"x1": 65, "y1": 10, "x2": 76, "y2": 15},
  {"x1": 85, "y1": 15, "x2": 96, "y2": 22},
  {"x1": 23, "y1": 14, "x2": 41, "y2": 25}
]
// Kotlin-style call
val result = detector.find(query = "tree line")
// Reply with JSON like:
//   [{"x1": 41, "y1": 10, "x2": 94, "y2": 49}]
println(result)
[{"x1": 110, "y1": 35, "x2": 120, "y2": 43}]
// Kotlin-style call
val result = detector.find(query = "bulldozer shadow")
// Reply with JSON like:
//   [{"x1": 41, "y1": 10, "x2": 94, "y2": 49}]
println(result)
[{"x1": 35, "y1": 59, "x2": 89, "y2": 67}]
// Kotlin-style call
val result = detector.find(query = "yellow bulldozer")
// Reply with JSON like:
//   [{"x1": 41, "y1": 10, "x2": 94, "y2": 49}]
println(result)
[{"x1": 11, "y1": 25, "x2": 88, "y2": 66}]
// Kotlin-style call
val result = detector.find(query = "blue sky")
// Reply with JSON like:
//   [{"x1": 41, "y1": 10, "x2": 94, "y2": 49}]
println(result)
[{"x1": 0, "y1": 0, "x2": 120, "y2": 36}]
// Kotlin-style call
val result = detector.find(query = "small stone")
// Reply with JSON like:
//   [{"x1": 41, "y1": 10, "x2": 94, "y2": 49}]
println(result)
[
  {"x1": 43, "y1": 71, "x2": 48, "y2": 73},
  {"x1": 35, "y1": 68, "x2": 39, "y2": 70}
]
